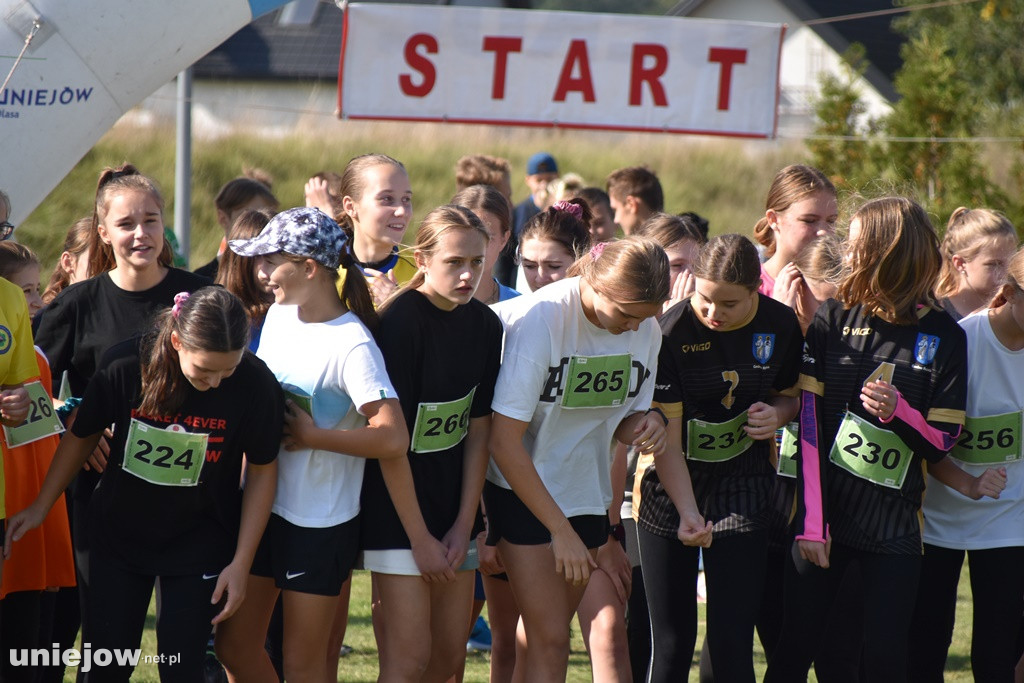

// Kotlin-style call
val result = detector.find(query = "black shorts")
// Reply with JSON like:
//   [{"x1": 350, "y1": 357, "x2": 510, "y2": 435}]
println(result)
[
  {"x1": 251, "y1": 513, "x2": 359, "y2": 596},
  {"x1": 483, "y1": 480, "x2": 608, "y2": 549}
]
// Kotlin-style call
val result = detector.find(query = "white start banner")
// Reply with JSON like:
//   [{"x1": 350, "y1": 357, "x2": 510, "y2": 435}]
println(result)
[{"x1": 338, "y1": 4, "x2": 785, "y2": 139}]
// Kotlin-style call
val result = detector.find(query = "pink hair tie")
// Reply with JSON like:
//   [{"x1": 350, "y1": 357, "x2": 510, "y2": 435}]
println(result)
[
  {"x1": 172, "y1": 292, "x2": 190, "y2": 318},
  {"x1": 590, "y1": 241, "x2": 607, "y2": 260},
  {"x1": 552, "y1": 200, "x2": 583, "y2": 222}
]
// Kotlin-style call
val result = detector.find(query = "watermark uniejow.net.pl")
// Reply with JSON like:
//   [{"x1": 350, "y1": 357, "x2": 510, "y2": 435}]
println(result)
[{"x1": 8, "y1": 643, "x2": 180, "y2": 672}]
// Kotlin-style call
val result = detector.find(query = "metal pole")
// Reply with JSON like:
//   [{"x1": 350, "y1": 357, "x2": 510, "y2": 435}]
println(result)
[{"x1": 174, "y1": 67, "x2": 193, "y2": 264}]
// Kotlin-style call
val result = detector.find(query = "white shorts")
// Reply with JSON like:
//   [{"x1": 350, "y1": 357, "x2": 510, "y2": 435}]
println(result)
[{"x1": 360, "y1": 545, "x2": 479, "y2": 575}]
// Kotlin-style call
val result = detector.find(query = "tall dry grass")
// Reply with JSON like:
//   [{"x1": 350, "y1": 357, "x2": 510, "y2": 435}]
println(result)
[{"x1": 17, "y1": 119, "x2": 808, "y2": 274}]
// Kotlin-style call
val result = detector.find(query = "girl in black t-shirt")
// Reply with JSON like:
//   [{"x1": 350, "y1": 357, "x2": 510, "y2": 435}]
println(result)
[
  {"x1": 32, "y1": 164, "x2": 212, "y2": 679},
  {"x1": 35, "y1": 164, "x2": 212, "y2": 401},
  {"x1": 363, "y1": 205, "x2": 502, "y2": 681},
  {"x1": 194, "y1": 176, "x2": 279, "y2": 281},
  {"x1": 765, "y1": 197, "x2": 1005, "y2": 682},
  {"x1": 637, "y1": 234, "x2": 802, "y2": 682},
  {"x1": 6, "y1": 287, "x2": 283, "y2": 683}
]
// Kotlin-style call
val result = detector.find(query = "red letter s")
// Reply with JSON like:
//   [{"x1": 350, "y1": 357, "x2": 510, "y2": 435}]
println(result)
[{"x1": 400, "y1": 33, "x2": 438, "y2": 98}]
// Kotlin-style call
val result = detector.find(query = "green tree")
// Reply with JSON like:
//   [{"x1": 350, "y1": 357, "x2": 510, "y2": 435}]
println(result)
[
  {"x1": 810, "y1": 1, "x2": 1014, "y2": 223},
  {"x1": 896, "y1": 0, "x2": 1024, "y2": 107},
  {"x1": 883, "y1": 23, "x2": 1005, "y2": 215},
  {"x1": 808, "y1": 44, "x2": 882, "y2": 193}
]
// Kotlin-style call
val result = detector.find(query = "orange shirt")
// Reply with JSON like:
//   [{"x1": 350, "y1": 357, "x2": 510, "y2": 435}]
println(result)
[{"x1": 1, "y1": 349, "x2": 75, "y2": 597}]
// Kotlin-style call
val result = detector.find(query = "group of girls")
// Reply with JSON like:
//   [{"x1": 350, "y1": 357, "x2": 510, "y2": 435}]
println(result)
[
  {"x1": 612, "y1": 164, "x2": 1020, "y2": 683},
  {"x1": 1, "y1": 150, "x2": 1022, "y2": 683}
]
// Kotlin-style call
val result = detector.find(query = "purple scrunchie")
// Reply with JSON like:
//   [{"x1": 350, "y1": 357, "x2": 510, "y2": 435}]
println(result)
[
  {"x1": 171, "y1": 291, "x2": 190, "y2": 318},
  {"x1": 551, "y1": 200, "x2": 583, "y2": 221}
]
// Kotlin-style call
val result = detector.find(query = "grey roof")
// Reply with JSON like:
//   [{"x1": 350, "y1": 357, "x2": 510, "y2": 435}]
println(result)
[
  {"x1": 779, "y1": 0, "x2": 902, "y2": 101},
  {"x1": 195, "y1": 0, "x2": 902, "y2": 98},
  {"x1": 193, "y1": 1, "x2": 343, "y2": 80}
]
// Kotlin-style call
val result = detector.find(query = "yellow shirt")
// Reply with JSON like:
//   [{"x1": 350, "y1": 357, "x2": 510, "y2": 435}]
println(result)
[
  {"x1": 0, "y1": 277, "x2": 40, "y2": 518},
  {"x1": 334, "y1": 250, "x2": 419, "y2": 307}
]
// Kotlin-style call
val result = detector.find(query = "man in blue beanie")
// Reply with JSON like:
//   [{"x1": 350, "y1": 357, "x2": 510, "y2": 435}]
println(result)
[{"x1": 512, "y1": 152, "x2": 560, "y2": 236}]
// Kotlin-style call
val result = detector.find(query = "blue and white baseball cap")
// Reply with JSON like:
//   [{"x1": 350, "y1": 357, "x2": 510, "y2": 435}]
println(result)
[{"x1": 229, "y1": 207, "x2": 348, "y2": 269}]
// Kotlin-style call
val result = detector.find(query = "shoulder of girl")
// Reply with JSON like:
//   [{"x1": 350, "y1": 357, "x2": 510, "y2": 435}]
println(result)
[
  {"x1": 764, "y1": 296, "x2": 801, "y2": 326},
  {"x1": 247, "y1": 353, "x2": 284, "y2": 387},
  {"x1": 481, "y1": 300, "x2": 504, "y2": 328},
  {"x1": 379, "y1": 288, "x2": 419, "y2": 319},
  {"x1": 176, "y1": 268, "x2": 214, "y2": 289},
  {"x1": 0, "y1": 276, "x2": 21, "y2": 298},
  {"x1": 660, "y1": 299, "x2": 689, "y2": 330},
  {"x1": 56, "y1": 275, "x2": 100, "y2": 301},
  {"x1": 393, "y1": 255, "x2": 419, "y2": 283},
  {"x1": 99, "y1": 338, "x2": 143, "y2": 373}
]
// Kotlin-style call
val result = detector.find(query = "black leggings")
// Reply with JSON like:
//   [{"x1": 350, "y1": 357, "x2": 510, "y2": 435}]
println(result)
[
  {"x1": 698, "y1": 549, "x2": 864, "y2": 683},
  {"x1": 698, "y1": 542, "x2": 787, "y2": 683},
  {"x1": 765, "y1": 540, "x2": 919, "y2": 683},
  {"x1": 623, "y1": 518, "x2": 651, "y2": 683},
  {"x1": 639, "y1": 527, "x2": 767, "y2": 682},
  {"x1": 908, "y1": 543, "x2": 1024, "y2": 683},
  {"x1": 39, "y1": 493, "x2": 80, "y2": 683},
  {"x1": 83, "y1": 547, "x2": 218, "y2": 683},
  {"x1": 0, "y1": 590, "x2": 42, "y2": 683}
]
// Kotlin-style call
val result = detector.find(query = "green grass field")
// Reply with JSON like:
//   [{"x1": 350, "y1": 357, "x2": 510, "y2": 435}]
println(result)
[{"x1": 56, "y1": 564, "x2": 978, "y2": 682}]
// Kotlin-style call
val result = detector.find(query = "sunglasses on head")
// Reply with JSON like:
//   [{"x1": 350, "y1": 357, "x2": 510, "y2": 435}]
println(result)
[{"x1": 0, "y1": 221, "x2": 13, "y2": 241}]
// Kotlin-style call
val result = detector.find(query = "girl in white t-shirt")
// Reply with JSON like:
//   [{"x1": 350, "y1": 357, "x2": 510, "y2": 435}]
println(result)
[
  {"x1": 911, "y1": 245, "x2": 1024, "y2": 682},
  {"x1": 486, "y1": 233, "x2": 669, "y2": 681},
  {"x1": 215, "y1": 207, "x2": 408, "y2": 683}
]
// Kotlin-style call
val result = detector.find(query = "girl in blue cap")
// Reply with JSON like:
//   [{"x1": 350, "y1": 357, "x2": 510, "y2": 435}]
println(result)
[{"x1": 215, "y1": 207, "x2": 409, "y2": 683}]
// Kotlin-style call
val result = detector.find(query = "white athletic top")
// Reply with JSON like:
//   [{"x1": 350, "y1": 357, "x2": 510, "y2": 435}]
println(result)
[
  {"x1": 257, "y1": 303, "x2": 396, "y2": 528},
  {"x1": 923, "y1": 309, "x2": 1024, "y2": 549},
  {"x1": 487, "y1": 277, "x2": 661, "y2": 517}
]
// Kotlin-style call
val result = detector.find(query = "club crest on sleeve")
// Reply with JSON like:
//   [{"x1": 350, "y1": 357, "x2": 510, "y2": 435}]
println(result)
[
  {"x1": 0, "y1": 325, "x2": 10, "y2": 354},
  {"x1": 753, "y1": 333, "x2": 775, "y2": 365},
  {"x1": 914, "y1": 333, "x2": 939, "y2": 365}
]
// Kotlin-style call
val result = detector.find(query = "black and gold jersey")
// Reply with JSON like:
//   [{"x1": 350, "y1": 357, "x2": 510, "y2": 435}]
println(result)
[
  {"x1": 794, "y1": 299, "x2": 966, "y2": 555},
  {"x1": 638, "y1": 295, "x2": 802, "y2": 539}
]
